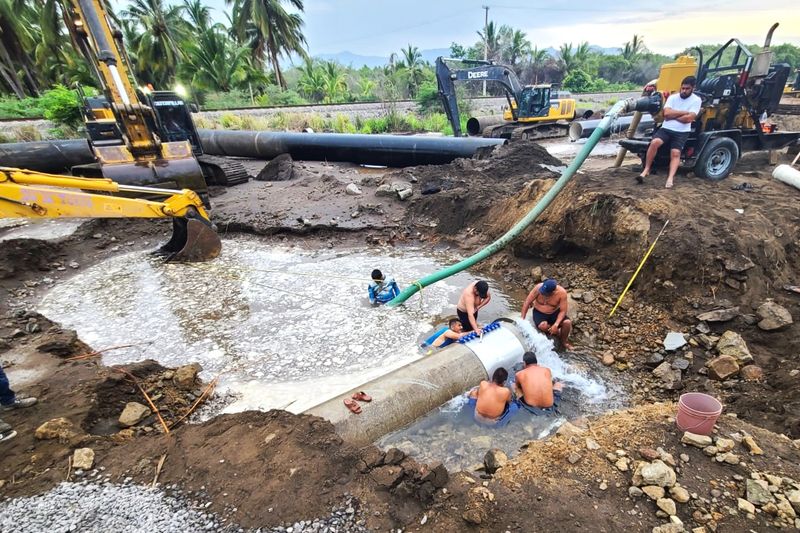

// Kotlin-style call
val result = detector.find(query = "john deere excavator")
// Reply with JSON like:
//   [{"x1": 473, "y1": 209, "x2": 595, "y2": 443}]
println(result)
[
  {"x1": 618, "y1": 23, "x2": 800, "y2": 180},
  {"x1": 435, "y1": 57, "x2": 590, "y2": 139},
  {"x1": 0, "y1": 167, "x2": 221, "y2": 262},
  {"x1": 58, "y1": 0, "x2": 247, "y2": 201}
]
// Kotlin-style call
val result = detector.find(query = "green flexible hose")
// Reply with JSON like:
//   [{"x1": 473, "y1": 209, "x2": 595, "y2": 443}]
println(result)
[{"x1": 387, "y1": 98, "x2": 633, "y2": 308}]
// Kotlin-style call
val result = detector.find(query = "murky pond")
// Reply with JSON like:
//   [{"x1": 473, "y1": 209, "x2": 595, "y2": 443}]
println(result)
[
  {"x1": 378, "y1": 320, "x2": 625, "y2": 471},
  {"x1": 38, "y1": 237, "x2": 514, "y2": 413}
]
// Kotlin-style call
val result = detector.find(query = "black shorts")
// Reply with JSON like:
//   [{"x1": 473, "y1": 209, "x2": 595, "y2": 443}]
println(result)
[
  {"x1": 532, "y1": 308, "x2": 565, "y2": 326},
  {"x1": 653, "y1": 128, "x2": 690, "y2": 151},
  {"x1": 457, "y1": 308, "x2": 478, "y2": 332}
]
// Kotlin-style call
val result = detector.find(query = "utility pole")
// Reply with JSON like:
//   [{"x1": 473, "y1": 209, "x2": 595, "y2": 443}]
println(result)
[{"x1": 482, "y1": 5, "x2": 489, "y2": 96}]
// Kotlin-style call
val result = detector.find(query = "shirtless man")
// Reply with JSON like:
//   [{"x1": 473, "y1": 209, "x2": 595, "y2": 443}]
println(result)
[
  {"x1": 457, "y1": 280, "x2": 491, "y2": 334},
  {"x1": 469, "y1": 367, "x2": 512, "y2": 424},
  {"x1": 521, "y1": 278, "x2": 573, "y2": 350},
  {"x1": 514, "y1": 351, "x2": 563, "y2": 412}
]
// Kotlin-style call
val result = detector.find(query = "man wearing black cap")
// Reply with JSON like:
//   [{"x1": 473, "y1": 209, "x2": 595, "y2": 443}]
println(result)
[
  {"x1": 456, "y1": 280, "x2": 491, "y2": 334},
  {"x1": 521, "y1": 278, "x2": 573, "y2": 350}
]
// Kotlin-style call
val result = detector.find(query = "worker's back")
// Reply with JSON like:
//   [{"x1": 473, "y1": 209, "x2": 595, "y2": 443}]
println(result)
[{"x1": 517, "y1": 364, "x2": 554, "y2": 408}]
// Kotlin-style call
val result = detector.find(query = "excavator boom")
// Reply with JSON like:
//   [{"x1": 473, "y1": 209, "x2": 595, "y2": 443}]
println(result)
[{"x1": 0, "y1": 167, "x2": 221, "y2": 262}]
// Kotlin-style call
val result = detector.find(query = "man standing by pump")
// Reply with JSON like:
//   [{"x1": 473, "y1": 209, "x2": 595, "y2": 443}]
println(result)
[{"x1": 636, "y1": 76, "x2": 702, "y2": 189}]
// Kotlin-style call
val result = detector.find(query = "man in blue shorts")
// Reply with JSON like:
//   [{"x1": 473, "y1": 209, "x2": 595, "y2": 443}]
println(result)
[
  {"x1": 637, "y1": 76, "x2": 702, "y2": 189},
  {"x1": 521, "y1": 278, "x2": 573, "y2": 350}
]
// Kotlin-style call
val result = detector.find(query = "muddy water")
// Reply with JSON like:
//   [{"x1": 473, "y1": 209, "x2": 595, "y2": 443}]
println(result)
[
  {"x1": 378, "y1": 321, "x2": 625, "y2": 471},
  {"x1": 37, "y1": 237, "x2": 514, "y2": 414}
]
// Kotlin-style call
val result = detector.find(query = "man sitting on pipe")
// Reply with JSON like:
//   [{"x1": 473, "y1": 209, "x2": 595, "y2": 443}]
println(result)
[
  {"x1": 521, "y1": 278, "x2": 573, "y2": 350},
  {"x1": 514, "y1": 351, "x2": 563, "y2": 414},
  {"x1": 636, "y1": 76, "x2": 702, "y2": 189},
  {"x1": 469, "y1": 367, "x2": 517, "y2": 426},
  {"x1": 457, "y1": 280, "x2": 491, "y2": 334}
]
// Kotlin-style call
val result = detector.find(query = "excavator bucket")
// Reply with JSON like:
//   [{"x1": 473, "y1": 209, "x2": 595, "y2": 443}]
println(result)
[{"x1": 158, "y1": 210, "x2": 222, "y2": 262}]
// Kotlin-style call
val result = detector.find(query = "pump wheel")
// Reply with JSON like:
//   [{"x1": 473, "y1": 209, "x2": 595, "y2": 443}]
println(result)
[{"x1": 694, "y1": 137, "x2": 739, "y2": 181}]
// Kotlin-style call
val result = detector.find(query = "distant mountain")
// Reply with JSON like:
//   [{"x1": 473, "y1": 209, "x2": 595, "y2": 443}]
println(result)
[{"x1": 312, "y1": 45, "x2": 620, "y2": 68}]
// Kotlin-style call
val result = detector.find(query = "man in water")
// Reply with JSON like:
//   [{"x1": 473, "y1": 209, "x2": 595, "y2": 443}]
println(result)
[
  {"x1": 426, "y1": 318, "x2": 470, "y2": 348},
  {"x1": 636, "y1": 76, "x2": 702, "y2": 189},
  {"x1": 469, "y1": 367, "x2": 514, "y2": 425},
  {"x1": 456, "y1": 280, "x2": 491, "y2": 334},
  {"x1": 521, "y1": 278, "x2": 573, "y2": 350},
  {"x1": 515, "y1": 351, "x2": 563, "y2": 414},
  {"x1": 368, "y1": 269, "x2": 400, "y2": 305}
]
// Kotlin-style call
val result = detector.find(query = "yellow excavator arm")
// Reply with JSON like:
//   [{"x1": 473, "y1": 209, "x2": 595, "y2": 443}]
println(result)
[{"x1": 0, "y1": 167, "x2": 221, "y2": 262}]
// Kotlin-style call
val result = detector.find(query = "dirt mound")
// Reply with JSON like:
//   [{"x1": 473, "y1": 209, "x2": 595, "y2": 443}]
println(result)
[
  {"x1": 0, "y1": 239, "x2": 63, "y2": 280},
  {"x1": 403, "y1": 140, "x2": 563, "y2": 234},
  {"x1": 98, "y1": 410, "x2": 445, "y2": 529}
]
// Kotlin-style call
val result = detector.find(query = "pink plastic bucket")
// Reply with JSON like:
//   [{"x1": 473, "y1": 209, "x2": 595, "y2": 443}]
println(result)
[{"x1": 676, "y1": 393, "x2": 723, "y2": 435}]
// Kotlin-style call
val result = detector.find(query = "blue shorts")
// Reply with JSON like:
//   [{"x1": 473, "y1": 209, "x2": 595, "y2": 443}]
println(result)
[
  {"x1": 468, "y1": 397, "x2": 518, "y2": 427},
  {"x1": 517, "y1": 390, "x2": 561, "y2": 415}
]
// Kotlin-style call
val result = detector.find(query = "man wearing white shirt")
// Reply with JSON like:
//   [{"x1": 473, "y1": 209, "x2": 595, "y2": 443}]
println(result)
[{"x1": 637, "y1": 76, "x2": 703, "y2": 189}]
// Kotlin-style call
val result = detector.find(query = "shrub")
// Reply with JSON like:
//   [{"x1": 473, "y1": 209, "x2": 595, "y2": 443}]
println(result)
[
  {"x1": 0, "y1": 96, "x2": 45, "y2": 119},
  {"x1": 332, "y1": 114, "x2": 356, "y2": 133},
  {"x1": 416, "y1": 81, "x2": 440, "y2": 114},
  {"x1": 256, "y1": 86, "x2": 307, "y2": 106},
  {"x1": 40, "y1": 85, "x2": 83, "y2": 128}
]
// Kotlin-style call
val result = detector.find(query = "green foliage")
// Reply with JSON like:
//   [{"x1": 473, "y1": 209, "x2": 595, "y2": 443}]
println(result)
[
  {"x1": 562, "y1": 69, "x2": 593, "y2": 93},
  {"x1": 203, "y1": 90, "x2": 254, "y2": 109},
  {"x1": 415, "y1": 81, "x2": 440, "y2": 114},
  {"x1": 39, "y1": 85, "x2": 82, "y2": 128},
  {"x1": 255, "y1": 86, "x2": 307, "y2": 106},
  {"x1": 0, "y1": 96, "x2": 45, "y2": 119}
]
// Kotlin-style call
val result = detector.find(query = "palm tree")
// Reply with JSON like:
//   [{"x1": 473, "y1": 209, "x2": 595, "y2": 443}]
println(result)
[
  {"x1": 401, "y1": 44, "x2": 424, "y2": 98},
  {"x1": 574, "y1": 41, "x2": 591, "y2": 70},
  {"x1": 0, "y1": 0, "x2": 41, "y2": 97},
  {"x1": 321, "y1": 60, "x2": 347, "y2": 103},
  {"x1": 504, "y1": 29, "x2": 531, "y2": 70},
  {"x1": 182, "y1": 0, "x2": 212, "y2": 30},
  {"x1": 297, "y1": 58, "x2": 325, "y2": 102},
  {"x1": 227, "y1": 0, "x2": 308, "y2": 89},
  {"x1": 122, "y1": 0, "x2": 186, "y2": 87},
  {"x1": 476, "y1": 21, "x2": 500, "y2": 61},
  {"x1": 182, "y1": 25, "x2": 249, "y2": 92},
  {"x1": 529, "y1": 46, "x2": 548, "y2": 84},
  {"x1": 558, "y1": 43, "x2": 575, "y2": 75},
  {"x1": 622, "y1": 34, "x2": 646, "y2": 62}
]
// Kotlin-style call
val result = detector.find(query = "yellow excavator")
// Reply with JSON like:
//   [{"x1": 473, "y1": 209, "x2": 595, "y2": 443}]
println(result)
[{"x1": 0, "y1": 167, "x2": 221, "y2": 262}]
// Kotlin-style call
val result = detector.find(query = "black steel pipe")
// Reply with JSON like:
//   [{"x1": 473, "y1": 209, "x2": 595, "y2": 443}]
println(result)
[
  {"x1": 568, "y1": 114, "x2": 654, "y2": 142},
  {"x1": 0, "y1": 139, "x2": 95, "y2": 173},
  {"x1": 466, "y1": 115, "x2": 508, "y2": 136},
  {"x1": 198, "y1": 129, "x2": 506, "y2": 166}
]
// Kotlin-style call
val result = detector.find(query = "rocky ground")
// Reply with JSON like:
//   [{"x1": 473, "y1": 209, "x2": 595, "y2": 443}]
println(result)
[{"x1": 2, "y1": 117, "x2": 800, "y2": 532}]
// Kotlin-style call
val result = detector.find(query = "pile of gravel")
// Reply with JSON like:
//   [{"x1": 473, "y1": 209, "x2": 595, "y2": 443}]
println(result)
[
  {"x1": 0, "y1": 480, "x2": 234, "y2": 533},
  {"x1": 261, "y1": 497, "x2": 369, "y2": 533},
  {"x1": 1, "y1": 480, "x2": 369, "y2": 533}
]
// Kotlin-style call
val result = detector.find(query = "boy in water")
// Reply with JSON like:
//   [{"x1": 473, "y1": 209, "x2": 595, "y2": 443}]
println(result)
[{"x1": 368, "y1": 269, "x2": 400, "y2": 305}]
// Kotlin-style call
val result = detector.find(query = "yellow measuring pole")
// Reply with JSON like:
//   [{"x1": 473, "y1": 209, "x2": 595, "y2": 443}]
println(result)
[{"x1": 609, "y1": 220, "x2": 670, "y2": 317}]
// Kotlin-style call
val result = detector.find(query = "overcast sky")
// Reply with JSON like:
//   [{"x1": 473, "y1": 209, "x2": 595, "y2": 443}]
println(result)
[{"x1": 115, "y1": 0, "x2": 800, "y2": 57}]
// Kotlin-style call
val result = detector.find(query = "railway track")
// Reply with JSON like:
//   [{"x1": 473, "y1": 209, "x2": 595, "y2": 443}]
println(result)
[{"x1": 0, "y1": 91, "x2": 640, "y2": 123}]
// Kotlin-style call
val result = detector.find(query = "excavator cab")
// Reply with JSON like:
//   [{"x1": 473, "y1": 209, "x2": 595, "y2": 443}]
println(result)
[{"x1": 518, "y1": 86, "x2": 552, "y2": 118}]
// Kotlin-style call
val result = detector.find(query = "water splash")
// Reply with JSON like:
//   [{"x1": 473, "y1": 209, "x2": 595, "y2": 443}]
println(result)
[{"x1": 512, "y1": 317, "x2": 608, "y2": 402}]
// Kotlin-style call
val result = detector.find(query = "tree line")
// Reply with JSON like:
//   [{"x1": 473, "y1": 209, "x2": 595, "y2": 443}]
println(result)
[{"x1": 1, "y1": 0, "x2": 798, "y2": 110}]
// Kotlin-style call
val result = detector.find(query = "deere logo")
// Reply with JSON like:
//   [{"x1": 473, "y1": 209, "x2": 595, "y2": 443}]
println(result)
[{"x1": 468, "y1": 71, "x2": 489, "y2": 79}]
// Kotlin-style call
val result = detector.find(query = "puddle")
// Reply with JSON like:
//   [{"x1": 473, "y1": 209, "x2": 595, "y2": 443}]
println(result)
[
  {"x1": 378, "y1": 320, "x2": 625, "y2": 471},
  {"x1": 542, "y1": 138, "x2": 622, "y2": 158},
  {"x1": 38, "y1": 237, "x2": 514, "y2": 415},
  {"x1": 0, "y1": 219, "x2": 84, "y2": 242}
]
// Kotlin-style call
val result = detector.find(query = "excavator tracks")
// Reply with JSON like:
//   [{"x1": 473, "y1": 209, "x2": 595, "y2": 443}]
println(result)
[
  {"x1": 197, "y1": 155, "x2": 250, "y2": 186},
  {"x1": 482, "y1": 121, "x2": 570, "y2": 140}
]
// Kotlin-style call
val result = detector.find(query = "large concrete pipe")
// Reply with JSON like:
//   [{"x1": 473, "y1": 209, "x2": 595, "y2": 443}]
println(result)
[
  {"x1": 198, "y1": 129, "x2": 506, "y2": 167},
  {"x1": 568, "y1": 114, "x2": 654, "y2": 142},
  {"x1": 466, "y1": 116, "x2": 508, "y2": 136},
  {"x1": 0, "y1": 139, "x2": 94, "y2": 173},
  {"x1": 305, "y1": 318, "x2": 528, "y2": 445}
]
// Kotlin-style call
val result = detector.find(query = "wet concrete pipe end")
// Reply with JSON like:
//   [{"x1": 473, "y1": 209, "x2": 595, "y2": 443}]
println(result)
[{"x1": 305, "y1": 318, "x2": 528, "y2": 446}]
